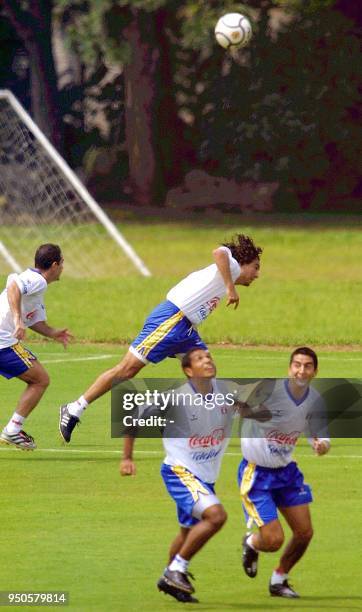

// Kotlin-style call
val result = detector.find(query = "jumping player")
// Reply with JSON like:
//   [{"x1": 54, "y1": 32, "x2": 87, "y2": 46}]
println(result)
[{"x1": 60, "y1": 234, "x2": 262, "y2": 443}]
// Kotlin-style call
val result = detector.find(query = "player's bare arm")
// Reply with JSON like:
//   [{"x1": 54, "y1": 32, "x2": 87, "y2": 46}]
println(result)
[
  {"x1": 120, "y1": 435, "x2": 137, "y2": 476},
  {"x1": 30, "y1": 321, "x2": 73, "y2": 349},
  {"x1": 213, "y1": 247, "x2": 239, "y2": 308},
  {"x1": 7, "y1": 281, "x2": 26, "y2": 341}
]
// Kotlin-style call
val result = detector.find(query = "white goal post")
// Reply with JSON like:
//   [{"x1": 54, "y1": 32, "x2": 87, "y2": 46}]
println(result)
[{"x1": 0, "y1": 89, "x2": 151, "y2": 277}]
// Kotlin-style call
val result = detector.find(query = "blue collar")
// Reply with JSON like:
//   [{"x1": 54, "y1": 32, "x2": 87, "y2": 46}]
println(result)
[{"x1": 284, "y1": 379, "x2": 310, "y2": 406}]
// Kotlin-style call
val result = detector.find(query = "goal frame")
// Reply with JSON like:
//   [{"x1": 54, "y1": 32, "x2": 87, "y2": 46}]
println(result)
[{"x1": 0, "y1": 89, "x2": 151, "y2": 277}]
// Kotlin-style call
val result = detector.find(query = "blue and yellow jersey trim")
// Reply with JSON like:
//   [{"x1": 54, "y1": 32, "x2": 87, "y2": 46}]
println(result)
[
  {"x1": 135, "y1": 310, "x2": 184, "y2": 358},
  {"x1": 171, "y1": 465, "x2": 210, "y2": 502},
  {"x1": 240, "y1": 462, "x2": 264, "y2": 528},
  {"x1": 11, "y1": 343, "x2": 35, "y2": 368}
]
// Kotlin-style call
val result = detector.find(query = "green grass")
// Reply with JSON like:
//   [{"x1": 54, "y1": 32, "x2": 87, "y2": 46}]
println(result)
[
  {"x1": 0, "y1": 218, "x2": 361, "y2": 610},
  {"x1": 0, "y1": 344, "x2": 362, "y2": 611},
  {"x1": 1, "y1": 220, "x2": 361, "y2": 346}
]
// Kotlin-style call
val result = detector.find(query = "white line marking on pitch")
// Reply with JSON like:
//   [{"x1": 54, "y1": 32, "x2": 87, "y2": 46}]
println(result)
[
  {"x1": 0, "y1": 448, "x2": 361, "y2": 459},
  {"x1": 42, "y1": 354, "x2": 115, "y2": 364}
]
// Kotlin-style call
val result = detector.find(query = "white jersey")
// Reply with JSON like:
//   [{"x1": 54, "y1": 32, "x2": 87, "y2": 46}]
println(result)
[
  {"x1": 241, "y1": 379, "x2": 330, "y2": 468},
  {"x1": 134, "y1": 380, "x2": 235, "y2": 483},
  {"x1": 167, "y1": 247, "x2": 241, "y2": 325},
  {"x1": 0, "y1": 269, "x2": 47, "y2": 349}
]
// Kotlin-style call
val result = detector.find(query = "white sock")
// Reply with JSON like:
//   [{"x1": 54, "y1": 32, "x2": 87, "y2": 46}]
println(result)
[
  {"x1": 6, "y1": 412, "x2": 25, "y2": 435},
  {"x1": 246, "y1": 534, "x2": 259, "y2": 551},
  {"x1": 168, "y1": 554, "x2": 189, "y2": 574},
  {"x1": 68, "y1": 396, "x2": 88, "y2": 418},
  {"x1": 271, "y1": 570, "x2": 288, "y2": 585}
]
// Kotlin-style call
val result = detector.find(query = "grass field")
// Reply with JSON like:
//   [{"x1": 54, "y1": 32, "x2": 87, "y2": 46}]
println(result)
[
  {"x1": 0, "y1": 343, "x2": 361, "y2": 611},
  {"x1": 0, "y1": 218, "x2": 361, "y2": 611},
  {"x1": 1, "y1": 217, "x2": 362, "y2": 345}
]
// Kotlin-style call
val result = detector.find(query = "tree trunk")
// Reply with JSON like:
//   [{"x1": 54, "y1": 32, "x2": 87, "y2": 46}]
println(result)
[
  {"x1": 123, "y1": 10, "x2": 163, "y2": 206},
  {"x1": 2, "y1": 0, "x2": 63, "y2": 152},
  {"x1": 123, "y1": 6, "x2": 190, "y2": 206}
]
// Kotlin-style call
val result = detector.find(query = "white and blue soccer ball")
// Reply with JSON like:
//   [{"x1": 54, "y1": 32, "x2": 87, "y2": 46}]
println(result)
[{"x1": 215, "y1": 13, "x2": 252, "y2": 49}]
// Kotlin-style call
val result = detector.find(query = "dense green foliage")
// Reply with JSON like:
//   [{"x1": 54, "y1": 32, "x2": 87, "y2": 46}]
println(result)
[{"x1": 0, "y1": 0, "x2": 360, "y2": 209}]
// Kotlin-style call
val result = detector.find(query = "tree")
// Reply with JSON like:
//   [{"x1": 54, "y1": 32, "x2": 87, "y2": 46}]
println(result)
[{"x1": 2, "y1": 0, "x2": 63, "y2": 151}]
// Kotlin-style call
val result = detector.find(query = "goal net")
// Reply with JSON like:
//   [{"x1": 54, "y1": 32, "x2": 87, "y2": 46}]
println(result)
[{"x1": 0, "y1": 90, "x2": 151, "y2": 278}]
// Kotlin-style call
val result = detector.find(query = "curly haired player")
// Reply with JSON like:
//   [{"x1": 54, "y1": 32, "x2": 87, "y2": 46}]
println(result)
[{"x1": 59, "y1": 234, "x2": 262, "y2": 442}]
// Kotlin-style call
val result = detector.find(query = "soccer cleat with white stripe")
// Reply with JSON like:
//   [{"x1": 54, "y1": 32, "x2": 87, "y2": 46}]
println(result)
[
  {"x1": 59, "y1": 405, "x2": 80, "y2": 443},
  {"x1": 0, "y1": 429, "x2": 36, "y2": 450},
  {"x1": 242, "y1": 535, "x2": 259, "y2": 578}
]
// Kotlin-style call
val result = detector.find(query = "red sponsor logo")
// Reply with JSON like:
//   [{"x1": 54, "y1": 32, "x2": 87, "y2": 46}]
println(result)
[
  {"x1": 189, "y1": 427, "x2": 225, "y2": 448},
  {"x1": 25, "y1": 309, "x2": 36, "y2": 320},
  {"x1": 206, "y1": 297, "x2": 220, "y2": 312},
  {"x1": 266, "y1": 430, "x2": 301, "y2": 446}
]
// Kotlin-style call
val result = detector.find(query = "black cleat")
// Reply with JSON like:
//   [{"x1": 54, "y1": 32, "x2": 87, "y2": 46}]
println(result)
[
  {"x1": 242, "y1": 535, "x2": 258, "y2": 578},
  {"x1": 161, "y1": 568, "x2": 195, "y2": 593},
  {"x1": 59, "y1": 405, "x2": 79, "y2": 443},
  {"x1": 269, "y1": 579, "x2": 300, "y2": 598},
  {"x1": 157, "y1": 577, "x2": 198, "y2": 603}
]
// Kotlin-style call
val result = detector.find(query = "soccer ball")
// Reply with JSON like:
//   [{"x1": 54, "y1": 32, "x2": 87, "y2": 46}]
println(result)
[{"x1": 215, "y1": 13, "x2": 252, "y2": 49}]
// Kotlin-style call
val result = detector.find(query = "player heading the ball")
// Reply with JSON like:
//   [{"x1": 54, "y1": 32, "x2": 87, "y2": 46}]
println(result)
[{"x1": 59, "y1": 234, "x2": 262, "y2": 443}]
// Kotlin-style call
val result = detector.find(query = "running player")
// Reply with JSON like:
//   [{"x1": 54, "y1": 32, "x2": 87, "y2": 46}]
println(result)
[
  {"x1": 121, "y1": 349, "x2": 238, "y2": 603},
  {"x1": 239, "y1": 347, "x2": 330, "y2": 598},
  {"x1": 0, "y1": 244, "x2": 72, "y2": 449},
  {"x1": 60, "y1": 234, "x2": 262, "y2": 443}
]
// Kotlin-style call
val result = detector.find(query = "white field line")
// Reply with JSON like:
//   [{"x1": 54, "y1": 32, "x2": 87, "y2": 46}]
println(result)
[
  {"x1": 0, "y1": 447, "x2": 361, "y2": 459},
  {"x1": 42, "y1": 354, "x2": 115, "y2": 364},
  {"x1": 30, "y1": 353, "x2": 362, "y2": 363}
]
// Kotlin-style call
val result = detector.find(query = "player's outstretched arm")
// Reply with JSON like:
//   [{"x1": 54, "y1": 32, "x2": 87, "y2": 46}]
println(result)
[
  {"x1": 7, "y1": 281, "x2": 26, "y2": 340},
  {"x1": 213, "y1": 247, "x2": 239, "y2": 309},
  {"x1": 30, "y1": 321, "x2": 74, "y2": 348},
  {"x1": 120, "y1": 435, "x2": 137, "y2": 476}
]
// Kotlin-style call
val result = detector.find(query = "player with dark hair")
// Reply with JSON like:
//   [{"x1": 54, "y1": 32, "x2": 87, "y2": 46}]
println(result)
[
  {"x1": 121, "y1": 349, "x2": 234, "y2": 603},
  {"x1": 60, "y1": 234, "x2": 262, "y2": 442},
  {"x1": 239, "y1": 347, "x2": 330, "y2": 598},
  {"x1": 0, "y1": 244, "x2": 72, "y2": 450}
]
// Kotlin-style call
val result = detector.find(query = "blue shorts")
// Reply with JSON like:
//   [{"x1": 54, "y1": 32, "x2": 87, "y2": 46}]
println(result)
[
  {"x1": 238, "y1": 459, "x2": 313, "y2": 527},
  {"x1": 0, "y1": 343, "x2": 37, "y2": 379},
  {"x1": 130, "y1": 300, "x2": 207, "y2": 364},
  {"x1": 161, "y1": 463, "x2": 216, "y2": 528}
]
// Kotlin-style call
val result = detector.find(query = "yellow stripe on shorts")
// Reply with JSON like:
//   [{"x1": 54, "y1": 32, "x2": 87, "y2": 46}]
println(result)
[
  {"x1": 240, "y1": 462, "x2": 264, "y2": 528},
  {"x1": 172, "y1": 465, "x2": 210, "y2": 503},
  {"x1": 11, "y1": 343, "x2": 35, "y2": 368},
  {"x1": 135, "y1": 310, "x2": 184, "y2": 358}
]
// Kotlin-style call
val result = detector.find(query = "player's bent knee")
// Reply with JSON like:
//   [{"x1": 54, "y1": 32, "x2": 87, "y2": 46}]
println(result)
[
  {"x1": 113, "y1": 356, "x2": 144, "y2": 380},
  {"x1": 294, "y1": 527, "x2": 314, "y2": 543},
  {"x1": 38, "y1": 370, "x2": 50, "y2": 388},
  {"x1": 262, "y1": 531, "x2": 284, "y2": 551},
  {"x1": 204, "y1": 505, "x2": 227, "y2": 530}
]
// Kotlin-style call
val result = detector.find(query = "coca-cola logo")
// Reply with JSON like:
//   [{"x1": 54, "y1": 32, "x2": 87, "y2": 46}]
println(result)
[
  {"x1": 206, "y1": 297, "x2": 220, "y2": 312},
  {"x1": 266, "y1": 430, "x2": 301, "y2": 446},
  {"x1": 189, "y1": 427, "x2": 225, "y2": 448},
  {"x1": 25, "y1": 309, "x2": 36, "y2": 320}
]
